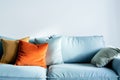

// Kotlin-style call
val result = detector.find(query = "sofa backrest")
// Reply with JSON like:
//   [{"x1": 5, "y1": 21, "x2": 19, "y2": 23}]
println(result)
[
  {"x1": 61, "y1": 36, "x2": 105, "y2": 63},
  {"x1": 32, "y1": 35, "x2": 105, "y2": 63}
]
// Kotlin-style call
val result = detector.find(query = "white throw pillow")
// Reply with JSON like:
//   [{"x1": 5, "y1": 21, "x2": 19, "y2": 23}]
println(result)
[{"x1": 35, "y1": 37, "x2": 63, "y2": 65}]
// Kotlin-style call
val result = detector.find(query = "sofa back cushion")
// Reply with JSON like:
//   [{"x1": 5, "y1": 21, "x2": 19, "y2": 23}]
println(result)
[{"x1": 61, "y1": 36, "x2": 105, "y2": 63}]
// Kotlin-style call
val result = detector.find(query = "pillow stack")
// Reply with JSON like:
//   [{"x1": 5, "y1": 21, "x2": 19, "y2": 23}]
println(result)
[
  {"x1": 0, "y1": 37, "x2": 29, "y2": 64},
  {"x1": 0, "y1": 36, "x2": 49, "y2": 68},
  {"x1": 0, "y1": 35, "x2": 64, "y2": 68}
]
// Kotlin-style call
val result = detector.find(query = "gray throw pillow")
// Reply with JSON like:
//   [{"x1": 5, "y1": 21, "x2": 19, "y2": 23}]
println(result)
[{"x1": 91, "y1": 48, "x2": 120, "y2": 67}]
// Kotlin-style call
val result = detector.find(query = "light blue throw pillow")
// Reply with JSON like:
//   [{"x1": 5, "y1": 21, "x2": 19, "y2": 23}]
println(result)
[
  {"x1": 35, "y1": 37, "x2": 63, "y2": 65},
  {"x1": 30, "y1": 36, "x2": 49, "y2": 44}
]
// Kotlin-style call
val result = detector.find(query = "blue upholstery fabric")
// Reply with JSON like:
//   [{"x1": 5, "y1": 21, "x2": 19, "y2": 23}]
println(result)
[
  {"x1": 112, "y1": 58, "x2": 120, "y2": 76},
  {"x1": 47, "y1": 63, "x2": 118, "y2": 80},
  {"x1": 0, "y1": 64, "x2": 46, "y2": 80},
  {"x1": 29, "y1": 36, "x2": 49, "y2": 44},
  {"x1": 29, "y1": 38, "x2": 35, "y2": 43},
  {"x1": 35, "y1": 37, "x2": 49, "y2": 43},
  {"x1": 0, "y1": 36, "x2": 14, "y2": 58},
  {"x1": 61, "y1": 36, "x2": 105, "y2": 63},
  {"x1": 0, "y1": 78, "x2": 46, "y2": 80}
]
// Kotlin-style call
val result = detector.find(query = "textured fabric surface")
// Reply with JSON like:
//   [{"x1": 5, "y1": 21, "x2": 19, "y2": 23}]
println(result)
[
  {"x1": 112, "y1": 58, "x2": 120, "y2": 76},
  {"x1": 0, "y1": 37, "x2": 29, "y2": 64},
  {"x1": 35, "y1": 37, "x2": 49, "y2": 43},
  {"x1": 15, "y1": 41, "x2": 48, "y2": 68},
  {"x1": 47, "y1": 77, "x2": 117, "y2": 80},
  {"x1": 0, "y1": 36, "x2": 14, "y2": 58},
  {"x1": 35, "y1": 37, "x2": 63, "y2": 65},
  {"x1": 91, "y1": 48, "x2": 120, "y2": 67},
  {"x1": 47, "y1": 63, "x2": 118, "y2": 80},
  {"x1": 60, "y1": 36, "x2": 105, "y2": 63},
  {"x1": 0, "y1": 64, "x2": 46, "y2": 79}
]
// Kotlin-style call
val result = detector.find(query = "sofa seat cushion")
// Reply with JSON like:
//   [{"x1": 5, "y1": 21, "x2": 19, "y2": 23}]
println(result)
[
  {"x1": 47, "y1": 63, "x2": 118, "y2": 80},
  {"x1": 0, "y1": 78, "x2": 46, "y2": 80},
  {"x1": 0, "y1": 64, "x2": 46, "y2": 79}
]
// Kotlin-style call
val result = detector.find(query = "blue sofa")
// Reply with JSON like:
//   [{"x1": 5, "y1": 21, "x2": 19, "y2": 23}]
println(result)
[{"x1": 0, "y1": 36, "x2": 120, "y2": 80}]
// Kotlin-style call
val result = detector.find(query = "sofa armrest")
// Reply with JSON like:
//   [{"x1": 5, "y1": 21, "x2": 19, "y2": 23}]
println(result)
[{"x1": 112, "y1": 58, "x2": 120, "y2": 76}]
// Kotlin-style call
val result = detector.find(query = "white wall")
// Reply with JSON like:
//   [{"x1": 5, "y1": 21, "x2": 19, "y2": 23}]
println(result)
[{"x1": 0, "y1": 0, "x2": 120, "y2": 47}]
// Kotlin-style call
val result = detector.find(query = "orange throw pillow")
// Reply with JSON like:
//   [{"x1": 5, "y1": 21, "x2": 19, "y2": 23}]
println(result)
[{"x1": 15, "y1": 41, "x2": 48, "y2": 68}]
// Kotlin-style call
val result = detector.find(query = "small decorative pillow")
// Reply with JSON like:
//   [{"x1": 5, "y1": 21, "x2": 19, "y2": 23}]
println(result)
[
  {"x1": 35, "y1": 37, "x2": 63, "y2": 65},
  {"x1": 91, "y1": 47, "x2": 120, "y2": 67},
  {"x1": 34, "y1": 37, "x2": 49, "y2": 43},
  {"x1": 0, "y1": 36, "x2": 14, "y2": 58},
  {"x1": 15, "y1": 41, "x2": 48, "y2": 68},
  {"x1": 0, "y1": 37, "x2": 29, "y2": 64}
]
